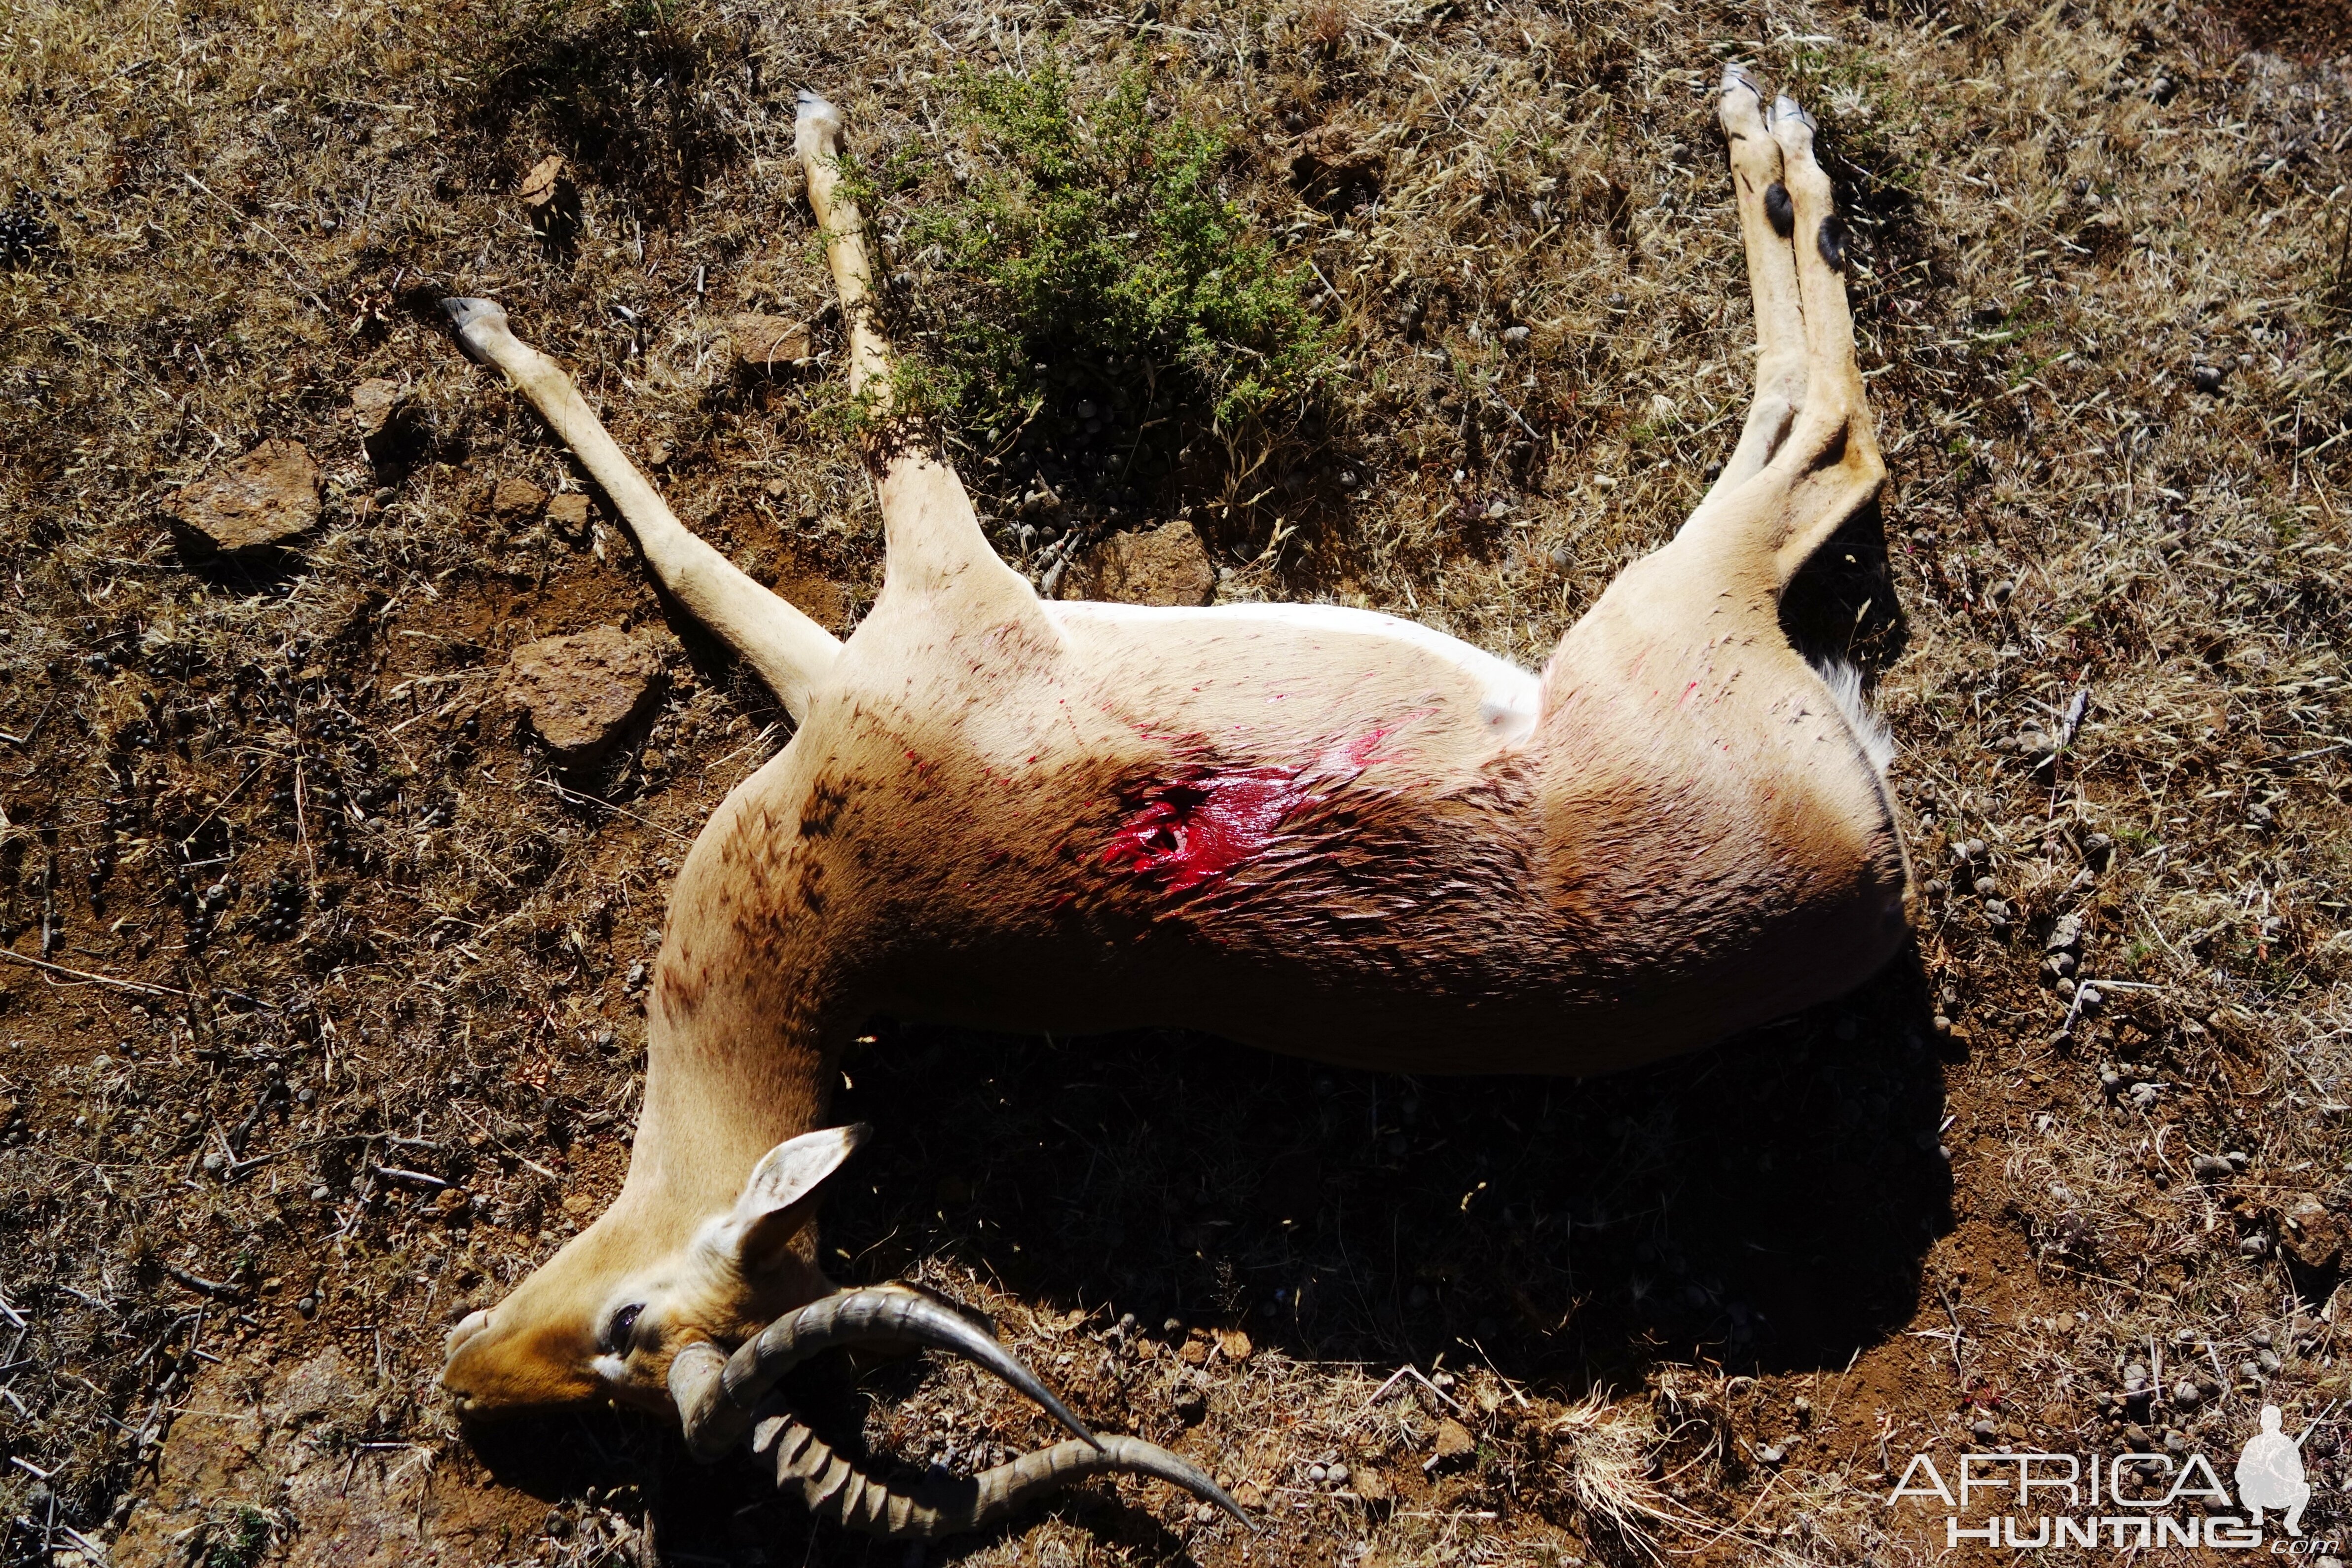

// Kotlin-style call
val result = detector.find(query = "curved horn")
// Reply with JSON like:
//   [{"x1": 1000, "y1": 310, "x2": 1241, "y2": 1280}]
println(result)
[
  {"x1": 671, "y1": 1288, "x2": 1096, "y2": 1461},
  {"x1": 753, "y1": 1408, "x2": 1249, "y2": 1539}
]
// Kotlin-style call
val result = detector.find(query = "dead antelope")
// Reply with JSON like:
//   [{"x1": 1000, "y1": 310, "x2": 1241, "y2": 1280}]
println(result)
[{"x1": 438, "y1": 70, "x2": 1908, "y2": 1539}]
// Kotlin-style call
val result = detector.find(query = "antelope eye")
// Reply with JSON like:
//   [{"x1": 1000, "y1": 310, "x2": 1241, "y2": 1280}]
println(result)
[{"x1": 601, "y1": 1303, "x2": 644, "y2": 1354}]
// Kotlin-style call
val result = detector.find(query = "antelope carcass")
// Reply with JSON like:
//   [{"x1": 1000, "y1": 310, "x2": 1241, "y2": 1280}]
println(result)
[{"x1": 439, "y1": 70, "x2": 1907, "y2": 1539}]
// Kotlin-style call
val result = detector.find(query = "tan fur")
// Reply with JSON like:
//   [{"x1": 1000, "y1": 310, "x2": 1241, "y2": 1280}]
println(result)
[{"x1": 440, "y1": 72, "x2": 1907, "y2": 1420}]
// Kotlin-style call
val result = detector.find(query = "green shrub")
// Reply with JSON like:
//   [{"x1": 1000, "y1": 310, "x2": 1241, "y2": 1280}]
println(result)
[
  {"x1": 888, "y1": 58, "x2": 1330, "y2": 448},
  {"x1": 202, "y1": 1504, "x2": 272, "y2": 1568}
]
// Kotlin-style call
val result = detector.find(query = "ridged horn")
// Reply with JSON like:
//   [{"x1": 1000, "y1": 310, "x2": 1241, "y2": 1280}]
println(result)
[
  {"x1": 671, "y1": 1288, "x2": 1096, "y2": 1462},
  {"x1": 752, "y1": 1407, "x2": 1249, "y2": 1539}
]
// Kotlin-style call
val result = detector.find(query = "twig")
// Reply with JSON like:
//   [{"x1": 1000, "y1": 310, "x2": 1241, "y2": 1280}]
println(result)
[
  {"x1": 57, "y1": 1524, "x2": 111, "y2": 1567},
  {"x1": 369, "y1": 1164, "x2": 449, "y2": 1190},
  {"x1": 1938, "y1": 1282, "x2": 1966, "y2": 1377},
  {"x1": 162, "y1": 1262, "x2": 241, "y2": 1299},
  {"x1": 227, "y1": 1083, "x2": 282, "y2": 1156},
  {"x1": 536, "y1": 777, "x2": 694, "y2": 845},
  {"x1": 1366, "y1": 1362, "x2": 1465, "y2": 1416},
  {"x1": 0, "y1": 949, "x2": 188, "y2": 1000},
  {"x1": 0, "y1": 693, "x2": 62, "y2": 748},
  {"x1": 294, "y1": 758, "x2": 318, "y2": 883},
  {"x1": 175, "y1": 761, "x2": 268, "y2": 848},
  {"x1": 448, "y1": 1102, "x2": 560, "y2": 1180}
]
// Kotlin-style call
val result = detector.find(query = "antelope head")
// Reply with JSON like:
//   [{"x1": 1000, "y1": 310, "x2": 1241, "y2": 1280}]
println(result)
[
  {"x1": 440, "y1": 1125, "x2": 866, "y2": 1417},
  {"x1": 441, "y1": 1125, "x2": 1239, "y2": 1537}
]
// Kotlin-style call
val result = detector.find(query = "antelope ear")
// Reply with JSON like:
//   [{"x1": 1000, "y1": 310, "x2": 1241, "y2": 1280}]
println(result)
[{"x1": 716, "y1": 1124, "x2": 870, "y2": 1276}]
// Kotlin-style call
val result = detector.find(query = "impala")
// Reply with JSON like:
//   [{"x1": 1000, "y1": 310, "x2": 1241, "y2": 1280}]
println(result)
[{"x1": 438, "y1": 68, "x2": 1907, "y2": 1539}]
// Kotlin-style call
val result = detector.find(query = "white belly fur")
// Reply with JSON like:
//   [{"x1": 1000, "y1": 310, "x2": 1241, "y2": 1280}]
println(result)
[{"x1": 1043, "y1": 599, "x2": 1542, "y2": 744}]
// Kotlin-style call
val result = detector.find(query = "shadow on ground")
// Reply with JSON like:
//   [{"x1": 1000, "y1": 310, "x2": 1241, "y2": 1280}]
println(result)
[
  {"x1": 829, "y1": 951, "x2": 1954, "y2": 1399},
  {"x1": 434, "y1": 950, "x2": 1952, "y2": 1565}
]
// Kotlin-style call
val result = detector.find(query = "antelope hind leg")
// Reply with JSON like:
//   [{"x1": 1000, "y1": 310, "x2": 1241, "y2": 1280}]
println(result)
[
  {"x1": 1762, "y1": 92, "x2": 1885, "y2": 588},
  {"x1": 1701, "y1": 64, "x2": 1808, "y2": 502},
  {"x1": 1672, "y1": 77, "x2": 1884, "y2": 597}
]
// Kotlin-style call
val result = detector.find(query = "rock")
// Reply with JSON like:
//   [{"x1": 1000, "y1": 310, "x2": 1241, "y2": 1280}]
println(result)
[
  {"x1": 504, "y1": 626, "x2": 664, "y2": 761},
  {"x1": 2192, "y1": 1154, "x2": 2234, "y2": 1181},
  {"x1": 2278, "y1": 1193, "x2": 2343, "y2": 1270},
  {"x1": 489, "y1": 476, "x2": 548, "y2": 524},
  {"x1": 1064, "y1": 520, "x2": 1216, "y2": 606},
  {"x1": 1288, "y1": 123, "x2": 1384, "y2": 201},
  {"x1": 2191, "y1": 364, "x2": 2227, "y2": 396},
  {"x1": 262, "y1": 1347, "x2": 375, "y2": 1433},
  {"x1": 350, "y1": 378, "x2": 408, "y2": 441},
  {"x1": 517, "y1": 154, "x2": 571, "y2": 212},
  {"x1": 731, "y1": 313, "x2": 814, "y2": 371},
  {"x1": 1214, "y1": 1327, "x2": 1252, "y2": 1362},
  {"x1": 517, "y1": 154, "x2": 580, "y2": 239},
  {"x1": 1431, "y1": 1419, "x2": 1475, "y2": 1461},
  {"x1": 1352, "y1": 1466, "x2": 1388, "y2": 1501},
  {"x1": 545, "y1": 492, "x2": 593, "y2": 530},
  {"x1": 169, "y1": 439, "x2": 322, "y2": 554}
]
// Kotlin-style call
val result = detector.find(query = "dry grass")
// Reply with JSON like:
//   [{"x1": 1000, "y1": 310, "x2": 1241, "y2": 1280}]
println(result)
[{"x1": 3, "y1": 0, "x2": 2352, "y2": 1563}]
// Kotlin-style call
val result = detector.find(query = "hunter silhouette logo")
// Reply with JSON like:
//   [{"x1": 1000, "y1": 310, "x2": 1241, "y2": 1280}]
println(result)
[
  {"x1": 1886, "y1": 1403, "x2": 2336, "y2": 1550},
  {"x1": 2236, "y1": 1404, "x2": 2315, "y2": 1536}
]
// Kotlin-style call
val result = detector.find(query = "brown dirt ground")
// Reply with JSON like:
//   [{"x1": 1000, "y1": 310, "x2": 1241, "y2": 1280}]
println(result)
[{"x1": 5, "y1": 0, "x2": 2352, "y2": 1564}]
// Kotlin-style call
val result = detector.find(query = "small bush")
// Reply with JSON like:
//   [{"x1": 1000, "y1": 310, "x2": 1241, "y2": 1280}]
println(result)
[
  {"x1": 885, "y1": 58, "x2": 1330, "y2": 457},
  {"x1": 202, "y1": 1504, "x2": 273, "y2": 1568}
]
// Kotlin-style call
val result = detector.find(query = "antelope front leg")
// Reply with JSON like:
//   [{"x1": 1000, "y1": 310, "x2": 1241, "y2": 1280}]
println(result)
[
  {"x1": 441, "y1": 298, "x2": 843, "y2": 720},
  {"x1": 793, "y1": 93, "x2": 892, "y2": 409},
  {"x1": 792, "y1": 94, "x2": 1039, "y2": 616}
]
